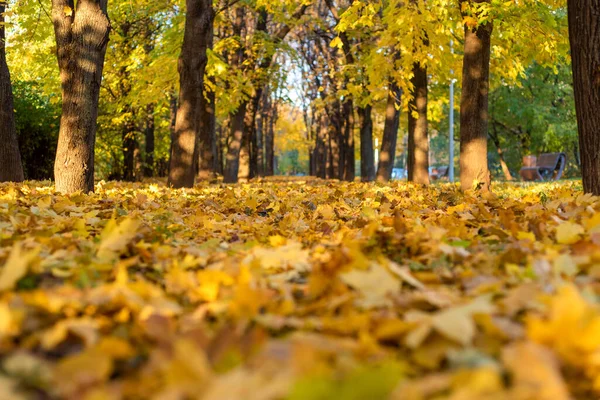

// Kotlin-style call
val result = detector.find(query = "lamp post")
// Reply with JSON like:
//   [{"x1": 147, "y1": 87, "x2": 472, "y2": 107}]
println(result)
[{"x1": 449, "y1": 40, "x2": 455, "y2": 183}]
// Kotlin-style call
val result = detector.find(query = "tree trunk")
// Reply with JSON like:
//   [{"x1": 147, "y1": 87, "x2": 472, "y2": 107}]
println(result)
[
  {"x1": 376, "y1": 83, "x2": 402, "y2": 182},
  {"x1": 342, "y1": 99, "x2": 355, "y2": 181},
  {"x1": 330, "y1": 103, "x2": 344, "y2": 179},
  {"x1": 568, "y1": 0, "x2": 600, "y2": 195},
  {"x1": 256, "y1": 92, "x2": 267, "y2": 177},
  {"x1": 223, "y1": 6, "x2": 246, "y2": 183},
  {"x1": 256, "y1": 104, "x2": 265, "y2": 177},
  {"x1": 358, "y1": 105, "x2": 375, "y2": 182},
  {"x1": 247, "y1": 10, "x2": 268, "y2": 180},
  {"x1": 459, "y1": 0, "x2": 492, "y2": 192},
  {"x1": 134, "y1": 138, "x2": 142, "y2": 180},
  {"x1": 216, "y1": 123, "x2": 224, "y2": 175},
  {"x1": 489, "y1": 127, "x2": 512, "y2": 181},
  {"x1": 407, "y1": 62, "x2": 430, "y2": 185},
  {"x1": 238, "y1": 106, "x2": 254, "y2": 182},
  {"x1": 0, "y1": 3, "x2": 24, "y2": 183},
  {"x1": 197, "y1": 84, "x2": 217, "y2": 180},
  {"x1": 122, "y1": 109, "x2": 136, "y2": 181},
  {"x1": 265, "y1": 100, "x2": 276, "y2": 176},
  {"x1": 164, "y1": 92, "x2": 177, "y2": 178},
  {"x1": 315, "y1": 112, "x2": 328, "y2": 179},
  {"x1": 247, "y1": 95, "x2": 260, "y2": 180},
  {"x1": 224, "y1": 101, "x2": 247, "y2": 183},
  {"x1": 168, "y1": 0, "x2": 213, "y2": 188},
  {"x1": 144, "y1": 103, "x2": 155, "y2": 177},
  {"x1": 197, "y1": 20, "x2": 217, "y2": 181},
  {"x1": 52, "y1": 0, "x2": 111, "y2": 194}
]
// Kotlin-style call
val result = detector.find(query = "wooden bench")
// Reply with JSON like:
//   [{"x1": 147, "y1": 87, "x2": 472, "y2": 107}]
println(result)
[
  {"x1": 431, "y1": 166, "x2": 449, "y2": 180},
  {"x1": 519, "y1": 153, "x2": 567, "y2": 181}
]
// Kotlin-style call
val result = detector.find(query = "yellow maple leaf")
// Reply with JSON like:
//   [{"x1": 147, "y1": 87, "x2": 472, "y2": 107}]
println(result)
[
  {"x1": 0, "y1": 243, "x2": 40, "y2": 292},
  {"x1": 96, "y1": 217, "x2": 141, "y2": 260},
  {"x1": 405, "y1": 296, "x2": 495, "y2": 347},
  {"x1": 503, "y1": 341, "x2": 570, "y2": 400},
  {"x1": 330, "y1": 36, "x2": 343, "y2": 49},
  {"x1": 340, "y1": 263, "x2": 399, "y2": 309},
  {"x1": 555, "y1": 221, "x2": 584, "y2": 244}
]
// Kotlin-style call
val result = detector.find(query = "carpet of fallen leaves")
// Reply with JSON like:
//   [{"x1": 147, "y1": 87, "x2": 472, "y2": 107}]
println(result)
[{"x1": 1, "y1": 178, "x2": 600, "y2": 399}]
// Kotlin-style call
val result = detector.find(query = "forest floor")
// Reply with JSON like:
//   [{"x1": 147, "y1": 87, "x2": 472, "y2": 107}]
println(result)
[{"x1": 0, "y1": 178, "x2": 598, "y2": 399}]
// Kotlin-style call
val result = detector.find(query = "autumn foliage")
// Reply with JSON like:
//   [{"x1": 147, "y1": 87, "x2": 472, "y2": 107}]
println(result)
[{"x1": 0, "y1": 179, "x2": 597, "y2": 399}]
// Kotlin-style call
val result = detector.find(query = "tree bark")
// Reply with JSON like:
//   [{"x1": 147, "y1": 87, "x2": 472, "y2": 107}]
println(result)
[
  {"x1": 256, "y1": 94, "x2": 265, "y2": 177},
  {"x1": 376, "y1": 83, "x2": 402, "y2": 182},
  {"x1": 407, "y1": 62, "x2": 430, "y2": 185},
  {"x1": 238, "y1": 104, "x2": 254, "y2": 182},
  {"x1": 568, "y1": 0, "x2": 600, "y2": 195},
  {"x1": 164, "y1": 92, "x2": 177, "y2": 178},
  {"x1": 122, "y1": 108, "x2": 136, "y2": 181},
  {"x1": 216, "y1": 123, "x2": 224, "y2": 175},
  {"x1": 52, "y1": 0, "x2": 111, "y2": 193},
  {"x1": 489, "y1": 126, "x2": 513, "y2": 181},
  {"x1": 197, "y1": 83, "x2": 217, "y2": 180},
  {"x1": 144, "y1": 103, "x2": 155, "y2": 177},
  {"x1": 315, "y1": 111, "x2": 328, "y2": 179},
  {"x1": 223, "y1": 6, "x2": 246, "y2": 183},
  {"x1": 459, "y1": 0, "x2": 492, "y2": 192},
  {"x1": 168, "y1": 0, "x2": 214, "y2": 188},
  {"x1": 358, "y1": 105, "x2": 375, "y2": 182},
  {"x1": 343, "y1": 100, "x2": 355, "y2": 181},
  {"x1": 265, "y1": 99, "x2": 276, "y2": 176},
  {"x1": 224, "y1": 101, "x2": 247, "y2": 183},
  {"x1": 0, "y1": 3, "x2": 24, "y2": 183},
  {"x1": 197, "y1": 23, "x2": 217, "y2": 181},
  {"x1": 247, "y1": 9, "x2": 268, "y2": 180}
]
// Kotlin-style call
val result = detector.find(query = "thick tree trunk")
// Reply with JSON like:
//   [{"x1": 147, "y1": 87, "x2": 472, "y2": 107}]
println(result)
[
  {"x1": 247, "y1": 10, "x2": 268, "y2": 180},
  {"x1": 197, "y1": 84, "x2": 217, "y2": 180},
  {"x1": 407, "y1": 62, "x2": 430, "y2": 185},
  {"x1": 376, "y1": 83, "x2": 402, "y2": 182},
  {"x1": 358, "y1": 105, "x2": 375, "y2": 182},
  {"x1": 459, "y1": 0, "x2": 492, "y2": 192},
  {"x1": 144, "y1": 103, "x2": 155, "y2": 177},
  {"x1": 568, "y1": 1, "x2": 600, "y2": 195},
  {"x1": 0, "y1": 3, "x2": 24, "y2": 183},
  {"x1": 168, "y1": 0, "x2": 214, "y2": 188},
  {"x1": 224, "y1": 101, "x2": 247, "y2": 183},
  {"x1": 52, "y1": 0, "x2": 111, "y2": 194},
  {"x1": 223, "y1": 6, "x2": 246, "y2": 183},
  {"x1": 197, "y1": 22, "x2": 217, "y2": 181}
]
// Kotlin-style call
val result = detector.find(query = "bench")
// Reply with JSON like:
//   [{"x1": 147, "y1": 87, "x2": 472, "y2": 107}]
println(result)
[
  {"x1": 519, "y1": 153, "x2": 567, "y2": 181},
  {"x1": 431, "y1": 166, "x2": 449, "y2": 180}
]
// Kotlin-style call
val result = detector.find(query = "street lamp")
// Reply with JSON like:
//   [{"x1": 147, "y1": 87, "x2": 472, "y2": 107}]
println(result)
[{"x1": 449, "y1": 40, "x2": 456, "y2": 183}]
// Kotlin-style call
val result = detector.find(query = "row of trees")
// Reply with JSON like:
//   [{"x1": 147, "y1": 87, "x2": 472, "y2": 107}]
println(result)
[{"x1": 0, "y1": 0, "x2": 598, "y2": 194}]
